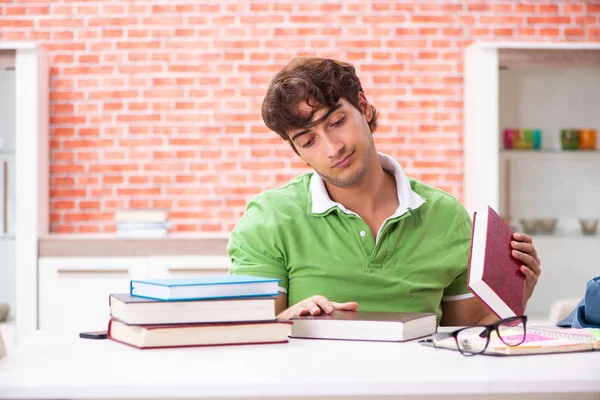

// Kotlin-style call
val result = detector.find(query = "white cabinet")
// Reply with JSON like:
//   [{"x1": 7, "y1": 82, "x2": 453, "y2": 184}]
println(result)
[
  {"x1": 38, "y1": 255, "x2": 232, "y2": 333},
  {"x1": 0, "y1": 239, "x2": 15, "y2": 323},
  {"x1": 149, "y1": 255, "x2": 231, "y2": 278},
  {"x1": 38, "y1": 257, "x2": 149, "y2": 333},
  {"x1": 464, "y1": 42, "x2": 600, "y2": 319},
  {"x1": 0, "y1": 322, "x2": 15, "y2": 354},
  {"x1": 0, "y1": 42, "x2": 49, "y2": 345}
]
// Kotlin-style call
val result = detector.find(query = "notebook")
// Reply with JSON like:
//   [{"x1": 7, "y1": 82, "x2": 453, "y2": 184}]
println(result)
[
  {"x1": 468, "y1": 206, "x2": 525, "y2": 318},
  {"x1": 110, "y1": 293, "x2": 277, "y2": 325},
  {"x1": 290, "y1": 310, "x2": 437, "y2": 342},
  {"x1": 108, "y1": 319, "x2": 292, "y2": 349},
  {"x1": 129, "y1": 275, "x2": 280, "y2": 301},
  {"x1": 422, "y1": 326, "x2": 600, "y2": 356}
]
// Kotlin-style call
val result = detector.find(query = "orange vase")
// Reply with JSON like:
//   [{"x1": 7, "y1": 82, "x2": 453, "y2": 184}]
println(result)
[{"x1": 579, "y1": 129, "x2": 597, "y2": 150}]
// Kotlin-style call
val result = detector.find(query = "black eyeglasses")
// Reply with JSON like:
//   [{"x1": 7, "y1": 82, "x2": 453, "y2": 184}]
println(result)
[{"x1": 431, "y1": 315, "x2": 528, "y2": 356}]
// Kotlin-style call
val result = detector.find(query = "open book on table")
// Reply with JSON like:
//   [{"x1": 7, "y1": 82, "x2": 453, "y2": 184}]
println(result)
[{"x1": 422, "y1": 326, "x2": 600, "y2": 356}]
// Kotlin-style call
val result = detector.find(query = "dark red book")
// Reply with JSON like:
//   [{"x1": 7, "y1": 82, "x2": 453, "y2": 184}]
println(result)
[
  {"x1": 290, "y1": 310, "x2": 437, "y2": 342},
  {"x1": 107, "y1": 319, "x2": 292, "y2": 349},
  {"x1": 467, "y1": 206, "x2": 526, "y2": 318}
]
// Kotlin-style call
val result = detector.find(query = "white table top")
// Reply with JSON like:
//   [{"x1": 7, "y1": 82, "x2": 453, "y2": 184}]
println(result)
[{"x1": 1, "y1": 330, "x2": 599, "y2": 400}]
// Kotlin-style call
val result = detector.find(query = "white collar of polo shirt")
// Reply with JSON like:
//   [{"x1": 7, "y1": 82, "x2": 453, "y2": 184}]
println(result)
[{"x1": 310, "y1": 152, "x2": 425, "y2": 218}]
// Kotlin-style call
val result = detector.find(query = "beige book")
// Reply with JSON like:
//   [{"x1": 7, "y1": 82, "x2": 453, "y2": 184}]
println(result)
[
  {"x1": 0, "y1": 330, "x2": 6, "y2": 359},
  {"x1": 114, "y1": 209, "x2": 168, "y2": 223}
]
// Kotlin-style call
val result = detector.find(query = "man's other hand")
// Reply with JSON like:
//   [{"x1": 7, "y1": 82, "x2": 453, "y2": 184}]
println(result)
[
  {"x1": 511, "y1": 232, "x2": 542, "y2": 304},
  {"x1": 277, "y1": 295, "x2": 358, "y2": 319}
]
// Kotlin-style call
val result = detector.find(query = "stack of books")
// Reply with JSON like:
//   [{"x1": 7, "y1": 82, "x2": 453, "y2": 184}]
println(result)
[
  {"x1": 114, "y1": 209, "x2": 170, "y2": 238},
  {"x1": 106, "y1": 275, "x2": 292, "y2": 349}
]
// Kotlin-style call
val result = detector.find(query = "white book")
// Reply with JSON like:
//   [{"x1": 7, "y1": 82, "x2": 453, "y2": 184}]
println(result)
[
  {"x1": 110, "y1": 293, "x2": 277, "y2": 325},
  {"x1": 115, "y1": 222, "x2": 171, "y2": 231},
  {"x1": 116, "y1": 229, "x2": 167, "y2": 239},
  {"x1": 114, "y1": 209, "x2": 168, "y2": 223}
]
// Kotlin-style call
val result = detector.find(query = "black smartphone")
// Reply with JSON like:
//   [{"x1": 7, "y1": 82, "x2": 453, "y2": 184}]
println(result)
[{"x1": 79, "y1": 330, "x2": 108, "y2": 340}]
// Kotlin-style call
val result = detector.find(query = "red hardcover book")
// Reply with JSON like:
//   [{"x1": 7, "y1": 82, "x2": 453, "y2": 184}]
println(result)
[
  {"x1": 467, "y1": 206, "x2": 525, "y2": 318},
  {"x1": 107, "y1": 319, "x2": 292, "y2": 349}
]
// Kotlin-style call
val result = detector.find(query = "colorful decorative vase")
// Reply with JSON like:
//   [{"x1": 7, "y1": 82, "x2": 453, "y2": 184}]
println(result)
[
  {"x1": 578, "y1": 129, "x2": 597, "y2": 150},
  {"x1": 560, "y1": 129, "x2": 579, "y2": 150},
  {"x1": 503, "y1": 129, "x2": 519, "y2": 149},
  {"x1": 524, "y1": 129, "x2": 541, "y2": 150}
]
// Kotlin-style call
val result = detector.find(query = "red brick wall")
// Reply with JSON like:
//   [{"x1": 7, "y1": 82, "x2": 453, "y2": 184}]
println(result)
[{"x1": 1, "y1": 1, "x2": 599, "y2": 234}]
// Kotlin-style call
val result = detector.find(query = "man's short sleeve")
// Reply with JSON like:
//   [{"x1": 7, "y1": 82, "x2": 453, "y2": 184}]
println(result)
[
  {"x1": 442, "y1": 202, "x2": 474, "y2": 301},
  {"x1": 227, "y1": 197, "x2": 289, "y2": 292}
]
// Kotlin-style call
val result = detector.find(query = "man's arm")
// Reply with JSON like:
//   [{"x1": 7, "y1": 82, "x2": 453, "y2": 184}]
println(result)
[
  {"x1": 275, "y1": 292, "x2": 287, "y2": 315},
  {"x1": 440, "y1": 297, "x2": 498, "y2": 326},
  {"x1": 228, "y1": 197, "x2": 291, "y2": 296},
  {"x1": 441, "y1": 231, "x2": 542, "y2": 327},
  {"x1": 228, "y1": 199, "x2": 359, "y2": 320}
]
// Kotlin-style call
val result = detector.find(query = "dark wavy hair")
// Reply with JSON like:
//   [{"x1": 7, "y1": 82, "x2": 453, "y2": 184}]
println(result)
[{"x1": 261, "y1": 57, "x2": 378, "y2": 153}]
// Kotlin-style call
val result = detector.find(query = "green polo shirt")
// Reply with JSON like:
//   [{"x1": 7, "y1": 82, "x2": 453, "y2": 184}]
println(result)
[{"x1": 227, "y1": 153, "x2": 474, "y2": 322}]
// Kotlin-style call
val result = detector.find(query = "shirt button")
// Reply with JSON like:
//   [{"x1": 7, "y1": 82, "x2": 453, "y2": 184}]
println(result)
[{"x1": 360, "y1": 230, "x2": 366, "y2": 237}]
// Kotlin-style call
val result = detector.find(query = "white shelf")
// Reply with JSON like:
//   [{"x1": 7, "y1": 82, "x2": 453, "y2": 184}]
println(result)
[
  {"x1": 500, "y1": 149, "x2": 600, "y2": 154},
  {"x1": 464, "y1": 42, "x2": 600, "y2": 320},
  {"x1": 511, "y1": 226, "x2": 600, "y2": 239},
  {"x1": 529, "y1": 234, "x2": 600, "y2": 239},
  {"x1": 500, "y1": 150, "x2": 600, "y2": 164}
]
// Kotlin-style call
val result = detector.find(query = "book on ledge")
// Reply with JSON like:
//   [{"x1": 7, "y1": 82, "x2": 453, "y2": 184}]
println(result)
[
  {"x1": 468, "y1": 206, "x2": 525, "y2": 318},
  {"x1": 109, "y1": 293, "x2": 277, "y2": 325},
  {"x1": 129, "y1": 275, "x2": 280, "y2": 301},
  {"x1": 289, "y1": 310, "x2": 437, "y2": 342},
  {"x1": 114, "y1": 208, "x2": 168, "y2": 224},
  {"x1": 107, "y1": 319, "x2": 293, "y2": 349},
  {"x1": 425, "y1": 326, "x2": 600, "y2": 356}
]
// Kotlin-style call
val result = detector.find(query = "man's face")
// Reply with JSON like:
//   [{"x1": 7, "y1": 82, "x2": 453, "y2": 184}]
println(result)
[{"x1": 288, "y1": 95, "x2": 375, "y2": 188}]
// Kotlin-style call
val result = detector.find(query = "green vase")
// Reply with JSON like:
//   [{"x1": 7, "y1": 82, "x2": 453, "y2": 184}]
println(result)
[{"x1": 560, "y1": 129, "x2": 579, "y2": 150}]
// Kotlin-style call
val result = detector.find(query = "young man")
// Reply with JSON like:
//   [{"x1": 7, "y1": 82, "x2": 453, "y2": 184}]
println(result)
[{"x1": 227, "y1": 57, "x2": 541, "y2": 325}]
